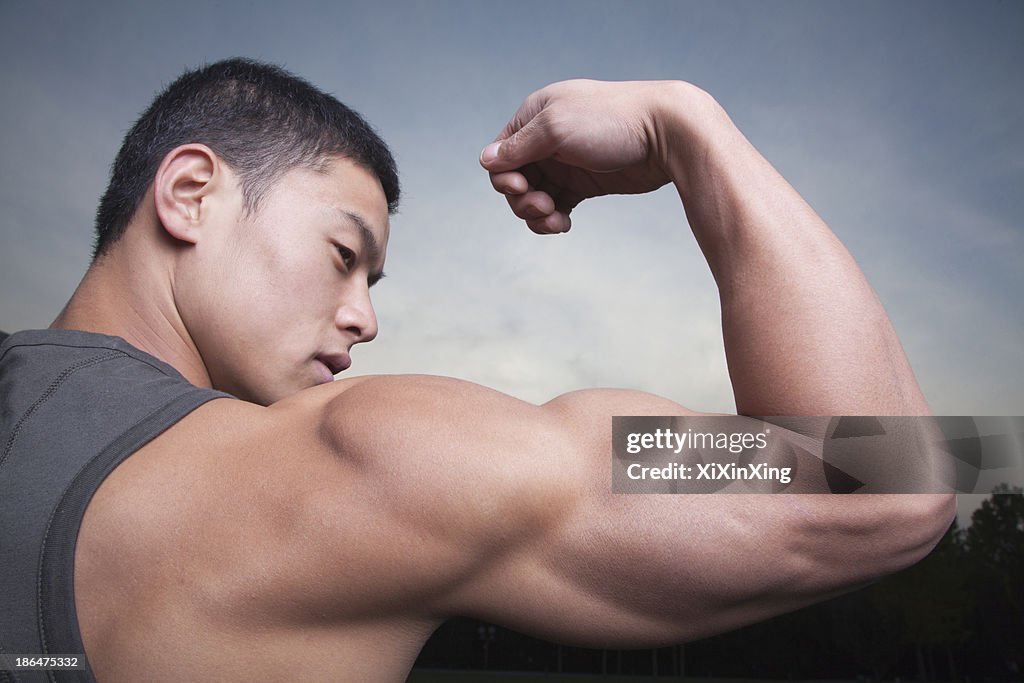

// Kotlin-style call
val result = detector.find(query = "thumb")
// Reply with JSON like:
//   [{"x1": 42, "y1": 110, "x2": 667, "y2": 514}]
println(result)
[{"x1": 479, "y1": 113, "x2": 557, "y2": 173}]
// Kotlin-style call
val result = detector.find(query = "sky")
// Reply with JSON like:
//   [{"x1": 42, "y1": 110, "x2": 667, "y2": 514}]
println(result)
[{"x1": 1, "y1": 1, "x2": 1022, "y2": 521}]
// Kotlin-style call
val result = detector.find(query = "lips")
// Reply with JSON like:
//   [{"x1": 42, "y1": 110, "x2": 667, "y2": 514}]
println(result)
[{"x1": 316, "y1": 353, "x2": 352, "y2": 376}]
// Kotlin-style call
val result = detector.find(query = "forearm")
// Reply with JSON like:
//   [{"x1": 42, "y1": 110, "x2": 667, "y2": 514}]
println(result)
[{"x1": 658, "y1": 85, "x2": 929, "y2": 417}]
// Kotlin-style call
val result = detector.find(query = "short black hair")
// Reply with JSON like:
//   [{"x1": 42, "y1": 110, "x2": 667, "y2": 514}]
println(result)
[{"x1": 93, "y1": 57, "x2": 399, "y2": 258}]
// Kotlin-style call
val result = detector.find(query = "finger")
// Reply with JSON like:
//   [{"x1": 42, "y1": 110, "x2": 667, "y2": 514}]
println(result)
[
  {"x1": 505, "y1": 190, "x2": 556, "y2": 221},
  {"x1": 488, "y1": 171, "x2": 529, "y2": 195},
  {"x1": 480, "y1": 109, "x2": 558, "y2": 174},
  {"x1": 526, "y1": 212, "x2": 571, "y2": 235},
  {"x1": 495, "y1": 89, "x2": 547, "y2": 142}
]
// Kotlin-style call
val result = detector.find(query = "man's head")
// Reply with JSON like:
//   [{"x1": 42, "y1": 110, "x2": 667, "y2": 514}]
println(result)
[
  {"x1": 92, "y1": 59, "x2": 399, "y2": 405},
  {"x1": 94, "y1": 58, "x2": 399, "y2": 259}
]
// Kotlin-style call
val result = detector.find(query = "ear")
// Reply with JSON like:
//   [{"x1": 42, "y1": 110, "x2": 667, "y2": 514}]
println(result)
[{"x1": 153, "y1": 144, "x2": 220, "y2": 245}]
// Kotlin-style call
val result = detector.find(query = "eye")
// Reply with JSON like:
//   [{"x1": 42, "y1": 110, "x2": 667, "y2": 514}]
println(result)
[{"x1": 335, "y1": 244, "x2": 357, "y2": 270}]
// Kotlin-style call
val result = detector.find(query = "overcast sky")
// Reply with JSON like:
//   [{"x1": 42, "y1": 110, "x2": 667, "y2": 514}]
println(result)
[{"x1": 1, "y1": 1, "x2": 1021, "y2": 518}]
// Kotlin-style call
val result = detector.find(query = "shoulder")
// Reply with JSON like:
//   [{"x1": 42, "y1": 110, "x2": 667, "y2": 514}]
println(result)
[{"x1": 76, "y1": 375, "x2": 556, "y2": 616}]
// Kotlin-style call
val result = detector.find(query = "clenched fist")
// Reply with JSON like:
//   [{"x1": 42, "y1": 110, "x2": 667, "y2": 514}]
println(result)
[{"x1": 480, "y1": 79, "x2": 708, "y2": 234}]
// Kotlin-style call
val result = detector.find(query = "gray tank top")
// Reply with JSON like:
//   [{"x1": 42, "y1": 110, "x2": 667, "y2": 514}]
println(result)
[{"x1": 0, "y1": 329, "x2": 231, "y2": 682}]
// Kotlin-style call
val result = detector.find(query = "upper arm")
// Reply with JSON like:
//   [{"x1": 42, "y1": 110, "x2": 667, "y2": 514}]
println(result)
[{"x1": 310, "y1": 376, "x2": 954, "y2": 647}]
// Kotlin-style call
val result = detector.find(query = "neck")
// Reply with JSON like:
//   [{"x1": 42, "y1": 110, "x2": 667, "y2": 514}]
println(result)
[{"x1": 52, "y1": 249, "x2": 213, "y2": 390}]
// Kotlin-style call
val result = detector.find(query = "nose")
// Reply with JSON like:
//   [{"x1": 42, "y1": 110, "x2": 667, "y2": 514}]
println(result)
[{"x1": 334, "y1": 284, "x2": 378, "y2": 344}]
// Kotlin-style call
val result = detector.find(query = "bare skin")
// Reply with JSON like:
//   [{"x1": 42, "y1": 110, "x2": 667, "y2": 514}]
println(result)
[{"x1": 57, "y1": 80, "x2": 955, "y2": 681}]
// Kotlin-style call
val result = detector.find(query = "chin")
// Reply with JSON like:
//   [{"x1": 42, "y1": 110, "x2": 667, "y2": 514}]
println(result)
[
  {"x1": 267, "y1": 380, "x2": 317, "y2": 405},
  {"x1": 219, "y1": 368, "x2": 309, "y2": 406},
  {"x1": 230, "y1": 382, "x2": 286, "y2": 407}
]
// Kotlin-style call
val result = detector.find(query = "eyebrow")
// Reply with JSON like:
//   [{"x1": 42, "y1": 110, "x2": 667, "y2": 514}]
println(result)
[{"x1": 340, "y1": 210, "x2": 386, "y2": 286}]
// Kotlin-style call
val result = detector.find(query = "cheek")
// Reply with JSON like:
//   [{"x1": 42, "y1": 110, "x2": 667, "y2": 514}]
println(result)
[
  {"x1": 228, "y1": 236, "x2": 305, "y2": 294},
  {"x1": 237, "y1": 248, "x2": 339, "y2": 332}
]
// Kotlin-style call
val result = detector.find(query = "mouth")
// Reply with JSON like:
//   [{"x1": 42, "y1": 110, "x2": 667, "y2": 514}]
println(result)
[{"x1": 314, "y1": 353, "x2": 352, "y2": 384}]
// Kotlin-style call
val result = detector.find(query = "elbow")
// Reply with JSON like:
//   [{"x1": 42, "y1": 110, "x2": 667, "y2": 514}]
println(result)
[
  {"x1": 793, "y1": 491, "x2": 957, "y2": 594},
  {"x1": 857, "y1": 492, "x2": 958, "y2": 581},
  {"x1": 893, "y1": 491, "x2": 957, "y2": 567},
  {"x1": 820, "y1": 416, "x2": 958, "y2": 575}
]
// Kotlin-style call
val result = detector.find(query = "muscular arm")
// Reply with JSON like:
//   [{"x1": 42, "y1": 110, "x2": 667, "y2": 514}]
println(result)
[{"x1": 314, "y1": 376, "x2": 946, "y2": 647}]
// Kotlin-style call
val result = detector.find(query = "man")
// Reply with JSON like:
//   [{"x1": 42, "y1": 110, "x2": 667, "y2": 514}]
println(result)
[{"x1": 0, "y1": 58, "x2": 954, "y2": 682}]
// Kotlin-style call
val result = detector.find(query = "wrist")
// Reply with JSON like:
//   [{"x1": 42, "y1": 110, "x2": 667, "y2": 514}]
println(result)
[{"x1": 646, "y1": 81, "x2": 733, "y2": 197}]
